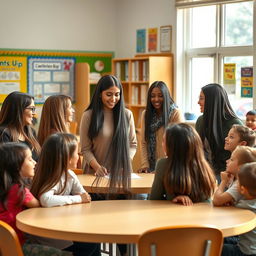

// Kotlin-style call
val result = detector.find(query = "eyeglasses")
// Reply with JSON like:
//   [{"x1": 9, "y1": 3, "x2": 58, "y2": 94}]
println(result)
[{"x1": 26, "y1": 107, "x2": 36, "y2": 113}]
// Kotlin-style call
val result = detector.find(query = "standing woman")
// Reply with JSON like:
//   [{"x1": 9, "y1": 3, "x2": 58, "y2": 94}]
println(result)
[
  {"x1": 0, "y1": 91, "x2": 40, "y2": 160},
  {"x1": 79, "y1": 75, "x2": 137, "y2": 193},
  {"x1": 138, "y1": 81, "x2": 182, "y2": 173},
  {"x1": 196, "y1": 83, "x2": 243, "y2": 179},
  {"x1": 38, "y1": 95, "x2": 75, "y2": 146}
]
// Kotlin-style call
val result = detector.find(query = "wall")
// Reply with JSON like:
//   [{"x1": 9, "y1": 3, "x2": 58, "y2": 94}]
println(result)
[
  {"x1": 0, "y1": 0, "x2": 117, "y2": 51},
  {"x1": 0, "y1": 0, "x2": 176, "y2": 58},
  {"x1": 115, "y1": 0, "x2": 176, "y2": 58}
]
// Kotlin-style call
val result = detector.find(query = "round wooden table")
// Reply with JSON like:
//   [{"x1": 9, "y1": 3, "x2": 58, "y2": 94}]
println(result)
[
  {"x1": 77, "y1": 173, "x2": 154, "y2": 194},
  {"x1": 16, "y1": 200, "x2": 256, "y2": 244}
]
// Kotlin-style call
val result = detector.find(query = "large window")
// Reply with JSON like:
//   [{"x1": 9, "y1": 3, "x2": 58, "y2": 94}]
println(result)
[{"x1": 177, "y1": 1, "x2": 253, "y2": 118}]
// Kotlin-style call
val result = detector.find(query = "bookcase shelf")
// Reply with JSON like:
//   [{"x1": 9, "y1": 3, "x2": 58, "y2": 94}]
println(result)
[{"x1": 112, "y1": 55, "x2": 173, "y2": 128}]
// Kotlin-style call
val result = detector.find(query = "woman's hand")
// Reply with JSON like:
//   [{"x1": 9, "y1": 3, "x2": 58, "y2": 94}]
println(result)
[
  {"x1": 95, "y1": 165, "x2": 108, "y2": 176},
  {"x1": 172, "y1": 195, "x2": 193, "y2": 206}
]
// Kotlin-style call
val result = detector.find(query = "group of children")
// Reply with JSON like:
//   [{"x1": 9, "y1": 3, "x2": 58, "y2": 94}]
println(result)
[{"x1": 0, "y1": 77, "x2": 256, "y2": 256}]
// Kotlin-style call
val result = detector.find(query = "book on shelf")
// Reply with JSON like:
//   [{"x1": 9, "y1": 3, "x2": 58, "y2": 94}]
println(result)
[
  {"x1": 140, "y1": 84, "x2": 148, "y2": 105},
  {"x1": 131, "y1": 86, "x2": 139, "y2": 105}
]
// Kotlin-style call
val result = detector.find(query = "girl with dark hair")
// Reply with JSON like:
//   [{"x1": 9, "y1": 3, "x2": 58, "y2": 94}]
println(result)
[
  {"x1": 196, "y1": 83, "x2": 243, "y2": 179},
  {"x1": 150, "y1": 123, "x2": 216, "y2": 205},
  {"x1": 79, "y1": 75, "x2": 137, "y2": 193},
  {"x1": 38, "y1": 95, "x2": 74, "y2": 146},
  {"x1": 0, "y1": 91, "x2": 41, "y2": 160},
  {"x1": 138, "y1": 81, "x2": 182, "y2": 173},
  {"x1": 31, "y1": 133, "x2": 100, "y2": 256},
  {"x1": 0, "y1": 142, "x2": 71, "y2": 256}
]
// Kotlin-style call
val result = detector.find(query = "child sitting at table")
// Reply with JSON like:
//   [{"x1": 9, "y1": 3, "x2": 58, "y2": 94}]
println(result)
[
  {"x1": 221, "y1": 162, "x2": 256, "y2": 256},
  {"x1": 149, "y1": 123, "x2": 216, "y2": 205},
  {"x1": 0, "y1": 142, "x2": 72, "y2": 256},
  {"x1": 213, "y1": 146, "x2": 256, "y2": 206},
  {"x1": 31, "y1": 133, "x2": 100, "y2": 256},
  {"x1": 245, "y1": 110, "x2": 256, "y2": 131},
  {"x1": 224, "y1": 124, "x2": 255, "y2": 153}
]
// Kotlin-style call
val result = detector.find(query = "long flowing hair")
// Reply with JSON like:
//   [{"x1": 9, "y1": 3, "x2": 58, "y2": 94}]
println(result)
[
  {"x1": 86, "y1": 75, "x2": 131, "y2": 192},
  {"x1": 38, "y1": 95, "x2": 71, "y2": 146},
  {"x1": 0, "y1": 142, "x2": 28, "y2": 210},
  {"x1": 0, "y1": 91, "x2": 40, "y2": 155},
  {"x1": 200, "y1": 83, "x2": 238, "y2": 157},
  {"x1": 31, "y1": 133, "x2": 78, "y2": 198},
  {"x1": 144, "y1": 81, "x2": 175, "y2": 142},
  {"x1": 164, "y1": 123, "x2": 216, "y2": 202}
]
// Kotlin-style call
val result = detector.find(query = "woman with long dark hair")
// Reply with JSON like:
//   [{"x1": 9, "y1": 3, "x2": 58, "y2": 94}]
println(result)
[
  {"x1": 138, "y1": 81, "x2": 182, "y2": 173},
  {"x1": 0, "y1": 91, "x2": 40, "y2": 160},
  {"x1": 79, "y1": 75, "x2": 137, "y2": 193},
  {"x1": 196, "y1": 83, "x2": 243, "y2": 179}
]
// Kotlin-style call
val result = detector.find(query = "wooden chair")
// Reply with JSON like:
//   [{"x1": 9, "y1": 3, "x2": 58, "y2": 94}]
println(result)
[
  {"x1": 0, "y1": 220, "x2": 23, "y2": 256},
  {"x1": 138, "y1": 226, "x2": 223, "y2": 256},
  {"x1": 72, "y1": 168, "x2": 84, "y2": 175}
]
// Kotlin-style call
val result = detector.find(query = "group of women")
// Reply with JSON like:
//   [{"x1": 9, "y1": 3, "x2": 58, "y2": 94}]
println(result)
[{"x1": 0, "y1": 75, "x2": 243, "y2": 195}]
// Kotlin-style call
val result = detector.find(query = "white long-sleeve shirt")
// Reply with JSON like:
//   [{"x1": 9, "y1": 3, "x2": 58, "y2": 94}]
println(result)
[{"x1": 40, "y1": 170, "x2": 86, "y2": 207}]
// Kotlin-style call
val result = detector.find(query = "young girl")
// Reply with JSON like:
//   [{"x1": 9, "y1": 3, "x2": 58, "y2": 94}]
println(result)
[
  {"x1": 245, "y1": 110, "x2": 256, "y2": 130},
  {"x1": 149, "y1": 123, "x2": 216, "y2": 205},
  {"x1": 224, "y1": 124, "x2": 255, "y2": 153},
  {"x1": 79, "y1": 75, "x2": 137, "y2": 193},
  {"x1": 0, "y1": 142, "x2": 70, "y2": 256},
  {"x1": 138, "y1": 81, "x2": 182, "y2": 173},
  {"x1": 196, "y1": 84, "x2": 243, "y2": 179},
  {"x1": 31, "y1": 133, "x2": 100, "y2": 256},
  {"x1": 0, "y1": 91, "x2": 41, "y2": 160},
  {"x1": 213, "y1": 146, "x2": 256, "y2": 206},
  {"x1": 38, "y1": 95, "x2": 75, "y2": 146}
]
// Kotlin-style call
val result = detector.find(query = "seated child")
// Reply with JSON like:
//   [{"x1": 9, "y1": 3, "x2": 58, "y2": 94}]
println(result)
[
  {"x1": 149, "y1": 123, "x2": 216, "y2": 205},
  {"x1": 224, "y1": 124, "x2": 255, "y2": 153},
  {"x1": 0, "y1": 142, "x2": 71, "y2": 256},
  {"x1": 221, "y1": 162, "x2": 256, "y2": 256},
  {"x1": 213, "y1": 146, "x2": 256, "y2": 206},
  {"x1": 31, "y1": 133, "x2": 100, "y2": 256},
  {"x1": 245, "y1": 110, "x2": 256, "y2": 131}
]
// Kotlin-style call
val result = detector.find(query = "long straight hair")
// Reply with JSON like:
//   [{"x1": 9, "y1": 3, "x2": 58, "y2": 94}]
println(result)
[
  {"x1": 0, "y1": 142, "x2": 29, "y2": 210},
  {"x1": 200, "y1": 83, "x2": 238, "y2": 156},
  {"x1": 144, "y1": 81, "x2": 175, "y2": 142},
  {"x1": 30, "y1": 133, "x2": 78, "y2": 199},
  {"x1": 0, "y1": 91, "x2": 40, "y2": 155},
  {"x1": 164, "y1": 123, "x2": 216, "y2": 202},
  {"x1": 38, "y1": 95, "x2": 71, "y2": 146},
  {"x1": 86, "y1": 75, "x2": 131, "y2": 192}
]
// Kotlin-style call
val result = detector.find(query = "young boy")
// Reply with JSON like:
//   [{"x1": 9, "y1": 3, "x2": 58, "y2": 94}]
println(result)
[
  {"x1": 224, "y1": 124, "x2": 256, "y2": 153},
  {"x1": 221, "y1": 162, "x2": 256, "y2": 256},
  {"x1": 246, "y1": 110, "x2": 256, "y2": 131},
  {"x1": 213, "y1": 146, "x2": 256, "y2": 206}
]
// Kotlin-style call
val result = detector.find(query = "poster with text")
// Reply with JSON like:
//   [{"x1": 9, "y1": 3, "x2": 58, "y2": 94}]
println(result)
[
  {"x1": 28, "y1": 57, "x2": 75, "y2": 103},
  {"x1": 241, "y1": 67, "x2": 253, "y2": 98},
  {"x1": 0, "y1": 56, "x2": 27, "y2": 103},
  {"x1": 136, "y1": 29, "x2": 146, "y2": 53},
  {"x1": 148, "y1": 28, "x2": 157, "y2": 52},
  {"x1": 223, "y1": 63, "x2": 236, "y2": 94}
]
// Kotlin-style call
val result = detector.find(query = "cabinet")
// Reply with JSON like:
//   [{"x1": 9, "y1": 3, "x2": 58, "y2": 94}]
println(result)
[{"x1": 112, "y1": 55, "x2": 173, "y2": 128}]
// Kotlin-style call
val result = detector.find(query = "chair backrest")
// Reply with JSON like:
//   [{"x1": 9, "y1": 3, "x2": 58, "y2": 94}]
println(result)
[
  {"x1": 138, "y1": 226, "x2": 223, "y2": 256},
  {"x1": 0, "y1": 220, "x2": 23, "y2": 256}
]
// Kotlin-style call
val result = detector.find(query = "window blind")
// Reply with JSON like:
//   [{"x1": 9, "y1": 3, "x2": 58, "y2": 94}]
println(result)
[{"x1": 176, "y1": 0, "x2": 251, "y2": 8}]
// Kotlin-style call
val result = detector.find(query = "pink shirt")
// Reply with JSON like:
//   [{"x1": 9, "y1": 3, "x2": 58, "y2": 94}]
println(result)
[{"x1": 0, "y1": 184, "x2": 34, "y2": 244}]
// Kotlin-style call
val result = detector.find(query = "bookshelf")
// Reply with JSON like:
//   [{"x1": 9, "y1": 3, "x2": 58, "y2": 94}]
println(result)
[{"x1": 112, "y1": 55, "x2": 173, "y2": 128}]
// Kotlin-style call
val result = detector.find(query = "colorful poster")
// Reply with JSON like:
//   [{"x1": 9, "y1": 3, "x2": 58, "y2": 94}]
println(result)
[
  {"x1": 241, "y1": 67, "x2": 253, "y2": 98},
  {"x1": 28, "y1": 57, "x2": 75, "y2": 103},
  {"x1": 0, "y1": 56, "x2": 27, "y2": 103},
  {"x1": 136, "y1": 29, "x2": 146, "y2": 53},
  {"x1": 148, "y1": 28, "x2": 157, "y2": 52},
  {"x1": 223, "y1": 63, "x2": 236, "y2": 94}
]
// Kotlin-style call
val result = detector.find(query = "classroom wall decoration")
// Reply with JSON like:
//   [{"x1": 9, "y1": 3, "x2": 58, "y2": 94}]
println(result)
[
  {"x1": 28, "y1": 57, "x2": 75, "y2": 103},
  {"x1": 136, "y1": 29, "x2": 146, "y2": 53},
  {"x1": 241, "y1": 67, "x2": 253, "y2": 98},
  {"x1": 148, "y1": 28, "x2": 157, "y2": 52},
  {"x1": 0, "y1": 49, "x2": 113, "y2": 104}
]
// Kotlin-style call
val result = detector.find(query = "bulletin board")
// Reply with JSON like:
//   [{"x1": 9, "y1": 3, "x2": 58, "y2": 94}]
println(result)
[{"x1": 0, "y1": 49, "x2": 114, "y2": 104}]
